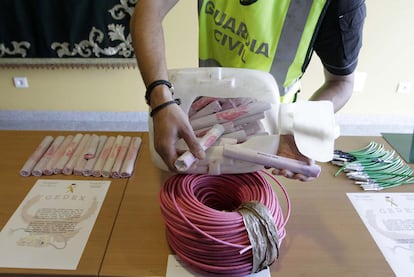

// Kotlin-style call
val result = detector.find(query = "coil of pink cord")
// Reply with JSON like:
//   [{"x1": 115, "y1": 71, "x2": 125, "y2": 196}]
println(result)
[{"x1": 159, "y1": 170, "x2": 291, "y2": 276}]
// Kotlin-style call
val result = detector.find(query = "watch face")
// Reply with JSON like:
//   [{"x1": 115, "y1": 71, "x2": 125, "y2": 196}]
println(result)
[{"x1": 240, "y1": 0, "x2": 258, "y2": 6}]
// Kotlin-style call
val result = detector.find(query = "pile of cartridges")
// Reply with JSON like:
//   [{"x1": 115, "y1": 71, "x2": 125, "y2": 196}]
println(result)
[{"x1": 20, "y1": 134, "x2": 142, "y2": 178}]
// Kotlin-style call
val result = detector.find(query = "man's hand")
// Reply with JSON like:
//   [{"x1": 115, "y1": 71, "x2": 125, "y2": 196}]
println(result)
[
  {"x1": 152, "y1": 103, "x2": 205, "y2": 171},
  {"x1": 271, "y1": 134, "x2": 316, "y2": 181}
]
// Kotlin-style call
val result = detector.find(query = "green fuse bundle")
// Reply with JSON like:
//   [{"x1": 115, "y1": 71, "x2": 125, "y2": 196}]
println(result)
[{"x1": 332, "y1": 141, "x2": 414, "y2": 191}]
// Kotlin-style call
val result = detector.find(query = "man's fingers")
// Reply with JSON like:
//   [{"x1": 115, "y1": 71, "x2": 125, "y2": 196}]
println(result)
[
  {"x1": 180, "y1": 128, "x2": 205, "y2": 160},
  {"x1": 160, "y1": 147, "x2": 178, "y2": 171},
  {"x1": 272, "y1": 168, "x2": 315, "y2": 182}
]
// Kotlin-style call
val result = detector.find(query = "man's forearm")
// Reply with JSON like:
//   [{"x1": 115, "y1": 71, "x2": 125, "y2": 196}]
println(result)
[
  {"x1": 130, "y1": 0, "x2": 178, "y2": 106},
  {"x1": 309, "y1": 69, "x2": 355, "y2": 113}
]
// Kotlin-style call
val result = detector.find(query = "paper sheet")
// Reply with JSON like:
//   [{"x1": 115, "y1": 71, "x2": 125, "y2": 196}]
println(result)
[
  {"x1": 166, "y1": 254, "x2": 270, "y2": 277},
  {"x1": 347, "y1": 193, "x2": 414, "y2": 277},
  {"x1": 0, "y1": 179, "x2": 110, "y2": 270}
]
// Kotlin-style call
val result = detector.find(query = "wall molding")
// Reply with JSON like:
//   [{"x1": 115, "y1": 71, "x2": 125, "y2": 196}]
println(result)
[
  {"x1": 0, "y1": 110, "x2": 148, "y2": 131},
  {"x1": 335, "y1": 114, "x2": 413, "y2": 136},
  {"x1": 0, "y1": 110, "x2": 412, "y2": 136}
]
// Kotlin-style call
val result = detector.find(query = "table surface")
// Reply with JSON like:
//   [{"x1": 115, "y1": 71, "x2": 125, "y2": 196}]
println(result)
[
  {"x1": 100, "y1": 135, "x2": 414, "y2": 277},
  {"x1": 1, "y1": 131, "x2": 413, "y2": 277},
  {"x1": 0, "y1": 130, "x2": 142, "y2": 277}
]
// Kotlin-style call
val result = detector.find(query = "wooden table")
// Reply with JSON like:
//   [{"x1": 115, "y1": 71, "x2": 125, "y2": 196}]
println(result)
[
  {"x1": 1, "y1": 132, "x2": 412, "y2": 276},
  {"x1": 0, "y1": 131, "x2": 142, "y2": 277},
  {"x1": 100, "y1": 135, "x2": 413, "y2": 277}
]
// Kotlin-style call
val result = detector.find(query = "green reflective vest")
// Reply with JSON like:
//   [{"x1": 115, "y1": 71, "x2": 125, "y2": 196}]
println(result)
[{"x1": 198, "y1": 0, "x2": 328, "y2": 102}]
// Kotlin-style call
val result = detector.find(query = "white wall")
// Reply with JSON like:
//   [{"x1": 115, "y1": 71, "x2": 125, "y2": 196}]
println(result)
[
  {"x1": 0, "y1": 0, "x2": 413, "y2": 132},
  {"x1": 301, "y1": 0, "x2": 414, "y2": 117}
]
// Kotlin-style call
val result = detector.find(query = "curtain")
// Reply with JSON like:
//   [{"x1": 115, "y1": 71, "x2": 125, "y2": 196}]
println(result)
[{"x1": 0, "y1": 0, "x2": 137, "y2": 68}]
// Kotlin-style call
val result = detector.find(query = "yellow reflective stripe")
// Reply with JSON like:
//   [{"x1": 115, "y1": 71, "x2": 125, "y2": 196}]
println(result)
[
  {"x1": 280, "y1": 80, "x2": 301, "y2": 103},
  {"x1": 284, "y1": 0, "x2": 327, "y2": 88}
]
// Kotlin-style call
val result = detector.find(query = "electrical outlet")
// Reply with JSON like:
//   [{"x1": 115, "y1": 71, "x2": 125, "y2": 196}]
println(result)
[
  {"x1": 396, "y1": 81, "x2": 411, "y2": 94},
  {"x1": 13, "y1": 77, "x2": 29, "y2": 88}
]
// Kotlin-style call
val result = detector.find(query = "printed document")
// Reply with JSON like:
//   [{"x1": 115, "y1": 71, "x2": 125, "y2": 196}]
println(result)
[
  {"x1": 0, "y1": 179, "x2": 110, "y2": 270},
  {"x1": 347, "y1": 192, "x2": 414, "y2": 277}
]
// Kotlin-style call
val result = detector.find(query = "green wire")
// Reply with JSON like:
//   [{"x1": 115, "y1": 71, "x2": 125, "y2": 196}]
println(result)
[{"x1": 333, "y1": 141, "x2": 414, "y2": 190}]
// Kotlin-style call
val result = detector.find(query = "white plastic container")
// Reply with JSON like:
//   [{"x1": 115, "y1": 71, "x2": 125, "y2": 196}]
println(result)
[
  {"x1": 148, "y1": 67, "x2": 281, "y2": 173},
  {"x1": 148, "y1": 67, "x2": 336, "y2": 175}
]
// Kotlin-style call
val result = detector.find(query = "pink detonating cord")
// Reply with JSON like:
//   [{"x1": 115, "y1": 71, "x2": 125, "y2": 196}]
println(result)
[
  {"x1": 159, "y1": 170, "x2": 291, "y2": 276},
  {"x1": 174, "y1": 124, "x2": 225, "y2": 172}
]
